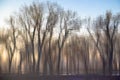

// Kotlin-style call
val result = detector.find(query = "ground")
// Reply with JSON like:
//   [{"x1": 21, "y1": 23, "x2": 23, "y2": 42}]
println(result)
[{"x1": 0, "y1": 73, "x2": 119, "y2": 80}]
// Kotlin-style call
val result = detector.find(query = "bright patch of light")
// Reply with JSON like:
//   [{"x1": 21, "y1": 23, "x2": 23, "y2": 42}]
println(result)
[{"x1": 2, "y1": 51, "x2": 8, "y2": 63}]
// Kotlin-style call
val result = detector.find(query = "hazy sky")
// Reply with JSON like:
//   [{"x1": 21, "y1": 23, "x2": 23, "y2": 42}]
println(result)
[{"x1": 0, "y1": 0, "x2": 120, "y2": 27}]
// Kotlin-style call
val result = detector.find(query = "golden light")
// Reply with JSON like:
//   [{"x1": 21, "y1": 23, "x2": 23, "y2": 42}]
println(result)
[
  {"x1": 35, "y1": 53, "x2": 38, "y2": 62},
  {"x1": 14, "y1": 52, "x2": 20, "y2": 64},
  {"x1": 2, "y1": 50, "x2": 8, "y2": 63},
  {"x1": 0, "y1": 44, "x2": 8, "y2": 70}
]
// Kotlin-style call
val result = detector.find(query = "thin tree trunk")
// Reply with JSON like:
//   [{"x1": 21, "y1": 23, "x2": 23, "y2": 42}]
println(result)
[
  {"x1": 9, "y1": 59, "x2": 12, "y2": 73},
  {"x1": 32, "y1": 41, "x2": 35, "y2": 72},
  {"x1": 57, "y1": 48, "x2": 62, "y2": 74},
  {"x1": 18, "y1": 55, "x2": 22, "y2": 74}
]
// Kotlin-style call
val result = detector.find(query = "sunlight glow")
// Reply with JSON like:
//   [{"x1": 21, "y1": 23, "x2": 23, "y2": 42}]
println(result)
[
  {"x1": 13, "y1": 52, "x2": 20, "y2": 64},
  {"x1": 2, "y1": 50, "x2": 8, "y2": 63}
]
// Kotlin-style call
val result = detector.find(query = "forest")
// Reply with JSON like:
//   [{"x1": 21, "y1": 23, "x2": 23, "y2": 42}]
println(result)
[{"x1": 0, "y1": 2, "x2": 120, "y2": 76}]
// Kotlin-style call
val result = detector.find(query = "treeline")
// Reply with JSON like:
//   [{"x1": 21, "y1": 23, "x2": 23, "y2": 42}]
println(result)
[{"x1": 0, "y1": 2, "x2": 120, "y2": 75}]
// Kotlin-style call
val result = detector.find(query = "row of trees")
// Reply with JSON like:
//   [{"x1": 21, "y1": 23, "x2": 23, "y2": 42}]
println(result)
[{"x1": 0, "y1": 2, "x2": 120, "y2": 75}]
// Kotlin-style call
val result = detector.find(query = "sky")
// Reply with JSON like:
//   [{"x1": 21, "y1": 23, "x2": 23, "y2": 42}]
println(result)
[{"x1": 0, "y1": 0, "x2": 120, "y2": 28}]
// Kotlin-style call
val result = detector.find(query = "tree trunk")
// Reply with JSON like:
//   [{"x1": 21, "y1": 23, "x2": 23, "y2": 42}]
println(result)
[
  {"x1": 18, "y1": 56, "x2": 22, "y2": 74},
  {"x1": 57, "y1": 48, "x2": 62, "y2": 74},
  {"x1": 32, "y1": 41, "x2": 35, "y2": 73},
  {"x1": 9, "y1": 59, "x2": 12, "y2": 73},
  {"x1": 108, "y1": 40, "x2": 113, "y2": 75},
  {"x1": 102, "y1": 59, "x2": 106, "y2": 75},
  {"x1": 36, "y1": 44, "x2": 41, "y2": 73},
  {"x1": 48, "y1": 32, "x2": 53, "y2": 74}
]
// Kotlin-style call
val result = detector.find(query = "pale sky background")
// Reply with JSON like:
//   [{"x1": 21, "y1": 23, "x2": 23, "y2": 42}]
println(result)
[{"x1": 0, "y1": 0, "x2": 120, "y2": 28}]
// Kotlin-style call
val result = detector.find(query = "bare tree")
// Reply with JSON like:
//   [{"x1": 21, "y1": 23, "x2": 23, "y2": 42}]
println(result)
[
  {"x1": 57, "y1": 10, "x2": 81, "y2": 74},
  {"x1": 18, "y1": 3, "x2": 41, "y2": 72},
  {"x1": 81, "y1": 37, "x2": 89, "y2": 74},
  {"x1": 87, "y1": 12, "x2": 120, "y2": 74},
  {"x1": 45, "y1": 3, "x2": 59, "y2": 74},
  {"x1": 2, "y1": 16, "x2": 18, "y2": 73}
]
